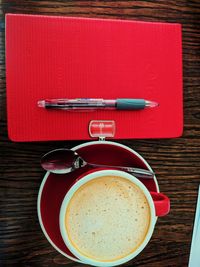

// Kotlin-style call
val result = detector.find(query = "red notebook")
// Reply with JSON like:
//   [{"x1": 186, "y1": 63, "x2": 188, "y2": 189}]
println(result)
[{"x1": 6, "y1": 14, "x2": 183, "y2": 141}]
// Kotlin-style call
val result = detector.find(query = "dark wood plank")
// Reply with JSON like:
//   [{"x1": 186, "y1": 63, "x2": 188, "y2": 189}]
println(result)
[{"x1": 0, "y1": 0, "x2": 200, "y2": 266}]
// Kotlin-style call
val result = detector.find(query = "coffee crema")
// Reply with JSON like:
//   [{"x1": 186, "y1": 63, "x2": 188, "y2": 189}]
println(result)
[{"x1": 65, "y1": 176, "x2": 151, "y2": 262}]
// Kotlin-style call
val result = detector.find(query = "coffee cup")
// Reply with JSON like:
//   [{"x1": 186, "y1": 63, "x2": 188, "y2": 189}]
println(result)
[{"x1": 59, "y1": 169, "x2": 170, "y2": 266}]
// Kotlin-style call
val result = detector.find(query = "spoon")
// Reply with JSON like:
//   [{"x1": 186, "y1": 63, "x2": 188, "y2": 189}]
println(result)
[{"x1": 41, "y1": 148, "x2": 155, "y2": 179}]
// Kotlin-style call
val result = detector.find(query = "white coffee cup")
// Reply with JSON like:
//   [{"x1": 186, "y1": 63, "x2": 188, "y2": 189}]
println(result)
[{"x1": 59, "y1": 169, "x2": 170, "y2": 267}]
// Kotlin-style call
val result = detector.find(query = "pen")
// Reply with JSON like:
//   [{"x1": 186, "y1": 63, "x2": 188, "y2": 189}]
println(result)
[{"x1": 37, "y1": 98, "x2": 159, "y2": 110}]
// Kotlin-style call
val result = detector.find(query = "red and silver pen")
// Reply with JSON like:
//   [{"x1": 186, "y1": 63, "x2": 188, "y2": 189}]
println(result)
[{"x1": 38, "y1": 98, "x2": 159, "y2": 110}]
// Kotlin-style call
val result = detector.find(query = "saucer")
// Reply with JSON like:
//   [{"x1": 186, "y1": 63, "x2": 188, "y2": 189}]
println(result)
[{"x1": 37, "y1": 141, "x2": 159, "y2": 262}]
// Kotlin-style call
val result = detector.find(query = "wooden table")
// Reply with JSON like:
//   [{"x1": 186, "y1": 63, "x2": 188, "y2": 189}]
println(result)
[{"x1": 0, "y1": 1, "x2": 200, "y2": 266}]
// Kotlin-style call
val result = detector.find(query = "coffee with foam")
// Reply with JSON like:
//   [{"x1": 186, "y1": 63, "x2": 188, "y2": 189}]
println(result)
[{"x1": 65, "y1": 176, "x2": 151, "y2": 262}]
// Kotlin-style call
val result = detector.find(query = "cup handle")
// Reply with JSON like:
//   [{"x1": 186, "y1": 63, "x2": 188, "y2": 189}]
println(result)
[{"x1": 150, "y1": 191, "x2": 170, "y2": 217}]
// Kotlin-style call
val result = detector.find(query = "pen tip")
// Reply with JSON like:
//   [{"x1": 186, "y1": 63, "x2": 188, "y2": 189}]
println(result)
[
  {"x1": 38, "y1": 100, "x2": 45, "y2": 108},
  {"x1": 145, "y1": 101, "x2": 159, "y2": 108}
]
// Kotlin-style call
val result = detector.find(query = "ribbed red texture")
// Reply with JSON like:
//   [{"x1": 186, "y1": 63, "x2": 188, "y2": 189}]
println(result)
[{"x1": 6, "y1": 14, "x2": 183, "y2": 141}]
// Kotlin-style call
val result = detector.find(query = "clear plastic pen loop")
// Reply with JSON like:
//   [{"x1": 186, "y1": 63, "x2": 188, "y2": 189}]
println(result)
[{"x1": 89, "y1": 120, "x2": 115, "y2": 140}]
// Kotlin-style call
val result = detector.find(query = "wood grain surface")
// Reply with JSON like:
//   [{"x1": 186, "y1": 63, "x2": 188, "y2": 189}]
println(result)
[{"x1": 0, "y1": 1, "x2": 200, "y2": 266}]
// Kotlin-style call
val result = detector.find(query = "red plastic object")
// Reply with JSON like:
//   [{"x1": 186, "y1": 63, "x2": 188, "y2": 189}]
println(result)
[{"x1": 6, "y1": 14, "x2": 183, "y2": 141}]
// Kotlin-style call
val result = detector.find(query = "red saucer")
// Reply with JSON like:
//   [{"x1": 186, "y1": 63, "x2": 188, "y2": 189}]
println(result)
[{"x1": 37, "y1": 141, "x2": 159, "y2": 261}]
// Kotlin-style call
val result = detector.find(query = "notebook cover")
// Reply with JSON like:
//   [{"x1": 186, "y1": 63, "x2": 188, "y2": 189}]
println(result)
[{"x1": 6, "y1": 14, "x2": 183, "y2": 141}]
